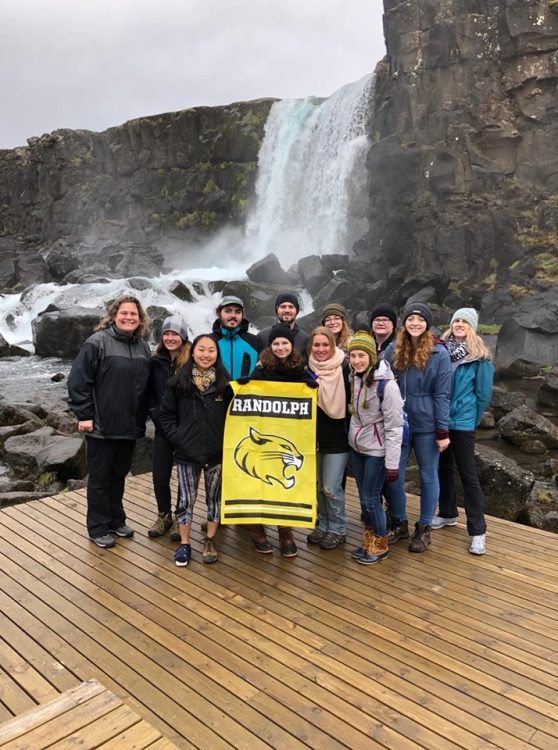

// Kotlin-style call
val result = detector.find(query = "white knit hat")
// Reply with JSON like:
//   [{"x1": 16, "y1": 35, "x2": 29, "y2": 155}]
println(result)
[{"x1": 450, "y1": 308, "x2": 478, "y2": 331}]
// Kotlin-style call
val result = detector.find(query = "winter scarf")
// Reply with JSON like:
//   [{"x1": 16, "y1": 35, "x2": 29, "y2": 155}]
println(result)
[
  {"x1": 192, "y1": 366, "x2": 216, "y2": 393},
  {"x1": 308, "y1": 347, "x2": 347, "y2": 419},
  {"x1": 446, "y1": 335, "x2": 468, "y2": 363}
]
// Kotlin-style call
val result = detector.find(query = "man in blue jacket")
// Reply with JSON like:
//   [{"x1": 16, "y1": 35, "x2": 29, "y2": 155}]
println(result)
[{"x1": 211, "y1": 295, "x2": 262, "y2": 379}]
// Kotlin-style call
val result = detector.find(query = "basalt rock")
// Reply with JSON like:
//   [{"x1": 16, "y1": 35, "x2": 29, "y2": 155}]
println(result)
[
  {"x1": 537, "y1": 365, "x2": 558, "y2": 408},
  {"x1": 475, "y1": 444, "x2": 535, "y2": 521},
  {"x1": 0, "y1": 333, "x2": 30, "y2": 358},
  {"x1": 499, "y1": 405, "x2": 558, "y2": 452},
  {"x1": 4, "y1": 426, "x2": 87, "y2": 481},
  {"x1": 246, "y1": 253, "x2": 292, "y2": 286},
  {"x1": 32, "y1": 305, "x2": 103, "y2": 358},
  {"x1": 490, "y1": 387, "x2": 526, "y2": 422}
]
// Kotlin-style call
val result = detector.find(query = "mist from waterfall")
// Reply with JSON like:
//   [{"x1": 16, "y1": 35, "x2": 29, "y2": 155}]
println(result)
[{"x1": 244, "y1": 73, "x2": 374, "y2": 268}]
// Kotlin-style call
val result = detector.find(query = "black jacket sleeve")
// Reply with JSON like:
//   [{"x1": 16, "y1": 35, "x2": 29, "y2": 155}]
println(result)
[
  {"x1": 158, "y1": 382, "x2": 180, "y2": 443},
  {"x1": 67, "y1": 341, "x2": 99, "y2": 420}
]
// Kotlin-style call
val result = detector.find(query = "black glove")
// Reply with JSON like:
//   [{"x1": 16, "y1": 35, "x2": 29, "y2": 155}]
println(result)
[
  {"x1": 237, "y1": 376, "x2": 251, "y2": 385},
  {"x1": 385, "y1": 468, "x2": 399, "y2": 483},
  {"x1": 305, "y1": 378, "x2": 319, "y2": 389}
]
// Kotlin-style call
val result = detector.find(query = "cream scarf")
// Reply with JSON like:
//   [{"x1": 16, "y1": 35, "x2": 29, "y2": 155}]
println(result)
[{"x1": 308, "y1": 347, "x2": 347, "y2": 419}]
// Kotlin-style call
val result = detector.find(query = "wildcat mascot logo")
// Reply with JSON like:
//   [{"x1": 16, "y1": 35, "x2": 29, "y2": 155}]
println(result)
[{"x1": 234, "y1": 427, "x2": 304, "y2": 489}]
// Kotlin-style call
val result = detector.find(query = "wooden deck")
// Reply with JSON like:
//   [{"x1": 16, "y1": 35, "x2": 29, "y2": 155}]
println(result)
[{"x1": 0, "y1": 473, "x2": 557, "y2": 749}]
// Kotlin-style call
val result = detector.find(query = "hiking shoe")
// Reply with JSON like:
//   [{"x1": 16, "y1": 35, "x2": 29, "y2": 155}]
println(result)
[
  {"x1": 202, "y1": 537, "x2": 218, "y2": 564},
  {"x1": 174, "y1": 544, "x2": 191, "y2": 566},
  {"x1": 431, "y1": 516, "x2": 457, "y2": 529},
  {"x1": 387, "y1": 519, "x2": 409, "y2": 545},
  {"x1": 170, "y1": 517, "x2": 181, "y2": 542},
  {"x1": 469, "y1": 534, "x2": 486, "y2": 555},
  {"x1": 408, "y1": 523, "x2": 431, "y2": 553},
  {"x1": 147, "y1": 513, "x2": 173, "y2": 538},
  {"x1": 108, "y1": 524, "x2": 134, "y2": 538},
  {"x1": 89, "y1": 534, "x2": 115, "y2": 548},
  {"x1": 279, "y1": 528, "x2": 298, "y2": 558},
  {"x1": 307, "y1": 527, "x2": 326, "y2": 544},
  {"x1": 320, "y1": 532, "x2": 346, "y2": 550},
  {"x1": 251, "y1": 536, "x2": 273, "y2": 554}
]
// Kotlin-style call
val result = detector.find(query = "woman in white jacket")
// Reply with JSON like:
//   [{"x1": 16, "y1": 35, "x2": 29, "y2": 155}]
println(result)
[{"x1": 348, "y1": 331, "x2": 404, "y2": 565}]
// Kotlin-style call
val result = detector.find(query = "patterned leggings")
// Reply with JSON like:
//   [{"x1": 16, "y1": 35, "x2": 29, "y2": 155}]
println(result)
[{"x1": 176, "y1": 463, "x2": 222, "y2": 526}]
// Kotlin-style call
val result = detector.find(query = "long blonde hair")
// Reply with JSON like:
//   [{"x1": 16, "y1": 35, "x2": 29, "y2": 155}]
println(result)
[
  {"x1": 156, "y1": 339, "x2": 191, "y2": 371},
  {"x1": 442, "y1": 326, "x2": 491, "y2": 361},
  {"x1": 95, "y1": 295, "x2": 151, "y2": 338},
  {"x1": 393, "y1": 327, "x2": 435, "y2": 370}
]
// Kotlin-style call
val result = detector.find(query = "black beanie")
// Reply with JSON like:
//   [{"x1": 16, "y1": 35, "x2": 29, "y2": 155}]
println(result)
[
  {"x1": 402, "y1": 302, "x2": 433, "y2": 330},
  {"x1": 370, "y1": 303, "x2": 397, "y2": 328},
  {"x1": 268, "y1": 323, "x2": 295, "y2": 347},
  {"x1": 275, "y1": 293, "x2": 300, "y2": 313}
]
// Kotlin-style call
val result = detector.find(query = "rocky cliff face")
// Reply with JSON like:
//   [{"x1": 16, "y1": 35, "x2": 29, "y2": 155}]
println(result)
[
  {"x1": 363, "y1": 0, "x2": 558, "y2": 324},
  {"x1": 0, "y1": 99, "x2": 273, "y2": 289}
]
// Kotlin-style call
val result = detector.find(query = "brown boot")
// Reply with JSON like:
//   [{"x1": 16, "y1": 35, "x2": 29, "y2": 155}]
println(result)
[
  {"x1": 387, "y1": 519, "x2": 409, "y2": 545},
  {"x1": 351, "y1": 528, "x2": 372, "y2": 559},
  {"x1": 147, "y1": 512, "x2": 173, "y2": 538},
  {"x1": 278, "y1": 526, "x2": 297, "y2": 558},
  {"x1": 408, "y1": 522, "x2": 431, "y2": 553},
  {"x1": 356, "y1": 532, "x2": 389, "y2": 565}
]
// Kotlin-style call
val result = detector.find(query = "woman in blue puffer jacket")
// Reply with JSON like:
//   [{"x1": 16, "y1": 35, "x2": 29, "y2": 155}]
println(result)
[
  {"x1": 432, "y1": 308, "x2": 493, "y2": 556},
  {"x1": 384, "y1": 303, "x2": 452, "y2": 554}
]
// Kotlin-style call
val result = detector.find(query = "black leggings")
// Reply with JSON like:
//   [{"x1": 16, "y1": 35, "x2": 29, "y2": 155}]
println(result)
[
  {"x1": 438, "y1": 430, "x2": 486, "y2": 536},
  {"x1": 152, "y1": 432, "x2": 180, "y2": 515}
]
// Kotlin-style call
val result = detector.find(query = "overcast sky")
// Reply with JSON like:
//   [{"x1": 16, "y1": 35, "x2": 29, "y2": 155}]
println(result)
[{"x1": 0, "y1": 0, "x2": 386, "y2": 150}]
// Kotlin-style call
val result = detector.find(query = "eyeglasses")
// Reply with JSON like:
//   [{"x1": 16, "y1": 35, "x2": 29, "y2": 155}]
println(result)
[
  {"x1": 324, "y1": 316, "x2": 343, "y2": 323},
  {"x1": 373, "y1": 317, "x2": 392, "y2": 324}
]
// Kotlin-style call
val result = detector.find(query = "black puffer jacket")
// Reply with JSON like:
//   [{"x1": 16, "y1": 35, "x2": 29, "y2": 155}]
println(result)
[
  {"x1": 67, "y1": 325, "x2": 151, "y2": 439},
  {"x1": 159, "y1": 381, "x2": 226, "y2": 467}
]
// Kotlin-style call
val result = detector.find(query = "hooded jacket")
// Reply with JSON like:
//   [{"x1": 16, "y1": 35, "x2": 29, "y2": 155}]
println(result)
[
  {"x1": 348, "y1": 359, "x2": 404, "y2": 470},
  {"x1": 449, "y1": 357, "x2": 494, "y2": 431},
  {"x1": 384, "y1": 341, "x2": 451, "y2": 434},
  {"x1": 212, "y1": 318, "x2": 261, "y2": 379},
  {"x1": 67, "y1": 325, "x2": 151, "y2": 440}
]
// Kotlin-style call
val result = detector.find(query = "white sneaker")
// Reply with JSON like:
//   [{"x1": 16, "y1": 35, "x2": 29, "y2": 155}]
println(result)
[
  {"x1": 431, "y1": 516, "x2": 457, "y2": 529},
  {"x1": 469, "y1": 534, "x2": 486, "y2": 555}
]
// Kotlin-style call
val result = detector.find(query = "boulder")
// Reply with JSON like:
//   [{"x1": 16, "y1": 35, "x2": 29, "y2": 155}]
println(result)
[
  {"x1": 475, "y1": 444, "x2": 535, "y2": 521},
  {"x1": 496, "y1": 317, "x2": 558, "y2": 374},
  {"x1": 0, "y1": 332, "x2": 30, "y2": 358},
  {"x1": 246, "y1": 253, "x2": 291, "y2": 285},
  {"x1": 312, "y1": 277, "x2": 355, "y2": 312},
  {"x1": 0, "y1": 491, "x2": 57, "y2": 507},
  {"x1": 32, "y1": 306, "x2": 103, "y2": 358},
  {"x1": 4, "y1": 426, "x2": 87, "y2": 480},
  {"x1": 499, "y1": 405, "x2": 558, "y2": 451},
  {"x1": 478, "y1": 411, "x2": 496, "y2": 429},
  {"x1": 518, "y1": 481, "x2": 558, "y2": 533},
  {"x1": 321, "y1": 254, "x2": 349, "y2": 273},
  {"x1": 169, "y1": 280, "x2": 194, "y2": 303},
  {"x1": 537, "y1": 366, "x2": 558, "y2": 408},
  {"x1": 489, "y1": 387, "x2": 525, "y2": 422},
  {"x1": 45, "y1": 243, "x2": 79, "y2": 280},
  {"x1": 298, "y1": 255, "x2": 331, "y2": 296}
]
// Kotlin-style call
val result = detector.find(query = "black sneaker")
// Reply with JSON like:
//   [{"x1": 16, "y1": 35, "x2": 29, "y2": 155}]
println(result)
[
  {"x1": 89, "y1": 534, "x2": 115, "y2": 548},
  {"x1": 174, "y1": 544, "x2": 191, "y2": 566},
  {"x1": 109, "y1": 524, "x2": 134, "y2": 538}
]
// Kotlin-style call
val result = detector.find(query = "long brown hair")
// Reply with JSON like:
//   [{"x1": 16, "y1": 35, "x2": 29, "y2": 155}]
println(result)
[
  {"x1": 155, "y1": 339, "x2": 191, "y2": 371},
  {"x1": 95, "y1": 295, "x2": 151, "y2": 338},
  {"x1": 259, "y1": 346, "x2": 305, "y2": 372},
  {"x1": 393, "y1": 327, "x2": 435, "y2": 370}
]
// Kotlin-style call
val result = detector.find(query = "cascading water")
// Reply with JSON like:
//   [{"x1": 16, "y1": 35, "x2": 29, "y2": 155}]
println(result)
[
  {"x1": 245, "y1": 73, "x2": 374, "y2": 268},
  {"x1": 0, "y1": 74, "x2": 374, "y2": 351}
]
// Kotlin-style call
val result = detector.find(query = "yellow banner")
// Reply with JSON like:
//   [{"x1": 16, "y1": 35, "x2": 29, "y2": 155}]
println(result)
[{"x1": 221, "y1": 380, "x2": 317, "y2": 527}]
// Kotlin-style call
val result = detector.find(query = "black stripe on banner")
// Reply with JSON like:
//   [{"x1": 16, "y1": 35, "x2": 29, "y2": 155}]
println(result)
[
  {"x1": 224, "y1": 512, "x2": 314, "y2": 522},
  {"x1": 225, "y1": 499, "x2": 313, "y2": 509}
]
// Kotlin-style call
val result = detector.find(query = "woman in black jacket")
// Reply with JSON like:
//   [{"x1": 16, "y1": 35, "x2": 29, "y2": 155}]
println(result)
[
  {"x1": 147, "y1": 315, "x2": 190, "y2": 540},
  {"x1": 67, "y1": 295, "x2": 151, "y2": 548},
  {"x1": 159, "y1": 334, "x2": 229, "y2": 567}
]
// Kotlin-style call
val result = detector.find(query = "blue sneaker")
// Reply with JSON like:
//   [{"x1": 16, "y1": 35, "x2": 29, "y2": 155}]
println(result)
[{"x1": 174, "y1": 544, "x2": 191, "y2": 567}]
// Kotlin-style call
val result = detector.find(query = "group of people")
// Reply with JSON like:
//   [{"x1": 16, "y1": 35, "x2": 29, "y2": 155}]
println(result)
[{"x1": 67, "y1": 289, "x2": 494, "y2": 567}]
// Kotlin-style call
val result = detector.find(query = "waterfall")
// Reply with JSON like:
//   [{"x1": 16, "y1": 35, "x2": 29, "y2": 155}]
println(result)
[{"x1": 245, "y1": 74, "x2": 374, "y2": 268}]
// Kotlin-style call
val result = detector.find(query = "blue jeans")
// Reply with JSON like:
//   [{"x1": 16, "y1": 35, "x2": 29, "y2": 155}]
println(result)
[
  {"x1": 316, "y1": 451, "x2": 348, "y2": 534},
  {"x1": 350, "y1": 449, "x2": 387, "y2": 536},
  {"x1": 386, "y1": 431, "x2": 440, "y2": 526}
]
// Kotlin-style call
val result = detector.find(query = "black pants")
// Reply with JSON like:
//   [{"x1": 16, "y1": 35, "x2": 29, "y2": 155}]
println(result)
[
  {"x1": 438, "y1": 430, "x2": 486, "y2": 536},
  {"x1": 152, "y1": 432, "x2": 180, "y2": 515},
  {"x1": 86, "y1": 437, "x2": 135, "y2": 537}
]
